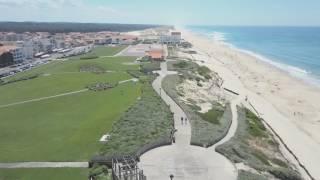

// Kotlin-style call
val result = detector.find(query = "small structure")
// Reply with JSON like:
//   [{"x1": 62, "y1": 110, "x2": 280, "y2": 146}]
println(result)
[
  {"x1": 112, "y1": 156, "x2": 146, "y2": 180},
  {"x1": 146, "y1": 49, "x2": 165, "y2": 61}
]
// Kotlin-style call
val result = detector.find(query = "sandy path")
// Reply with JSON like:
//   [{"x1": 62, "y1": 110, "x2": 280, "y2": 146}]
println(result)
[
  {"x1": 139, "y1": 61, "x2": 237, "y2": 180},
  {"x1": 0, "y1": 162, "x2": 87, "y2": 168}
]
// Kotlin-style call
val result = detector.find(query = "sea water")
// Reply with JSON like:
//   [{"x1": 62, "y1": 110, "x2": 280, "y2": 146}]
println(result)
[{"x1": 187, "y1": 26, "x2": 320, "y2": 86}]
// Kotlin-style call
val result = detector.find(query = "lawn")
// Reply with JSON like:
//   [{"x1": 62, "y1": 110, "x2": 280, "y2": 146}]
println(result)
[
  {"x1": 0, "y1": 55, "x2": 142, "y2": 162},
  {"x1": 0, "y1": 168, "x2": 89, "y2": 180}
]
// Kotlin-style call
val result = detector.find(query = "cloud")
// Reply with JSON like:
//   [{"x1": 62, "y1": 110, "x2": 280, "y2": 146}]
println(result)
[{"x1": 0, "y1": 0, "x2": 125, "y2": 23}]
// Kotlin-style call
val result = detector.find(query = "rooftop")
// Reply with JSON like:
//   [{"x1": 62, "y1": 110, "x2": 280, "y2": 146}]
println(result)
[{"x1": 0, "y1": 45, "x2": 17, "y2": 55}]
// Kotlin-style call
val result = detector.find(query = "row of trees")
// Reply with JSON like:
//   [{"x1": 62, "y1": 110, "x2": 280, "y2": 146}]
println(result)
[
  {"x1": 0, "y1": 52, "x2": 14, "y2": 68},
  {"x1": 0, "y1": 22, "x2": 162, "y2": 33}
]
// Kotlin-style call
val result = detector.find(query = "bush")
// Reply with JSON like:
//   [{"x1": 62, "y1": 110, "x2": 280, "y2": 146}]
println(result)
[
  {"x1": 173, "y1": 61, "x2": 188, "y2": 69},
  {"x1": 140, "y1": 61, "x2": 161, "y2": 73},
  {"x1": 79, "y1": 64, "x2": 105, "y2": 74},
  {"x1": 198, "y1": 107, "x2": 224, "y2": 125},
  {"x1": 267, "y1": 167, "x2": 302, "y2": 180},
  {"x1": 0, "y1": 74, "x2": 39, "y2": 86},
  {"x1": 80, "y1": 55, "x2": 99, "y2": 60},
  {"x1": 238, "y1": 170, "x2": 268, "y2": 180}
]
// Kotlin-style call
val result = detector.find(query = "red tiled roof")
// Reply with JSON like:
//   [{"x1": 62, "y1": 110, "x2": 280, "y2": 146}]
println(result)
[
  {"x1": 147, "y1": 50, "x2": 164, "y2": 59},
  {"x1": 0, "y1": 45, "x2": 16, "y2": 55}
]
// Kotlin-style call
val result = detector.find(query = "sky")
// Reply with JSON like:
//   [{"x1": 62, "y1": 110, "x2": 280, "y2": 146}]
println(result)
[{"x1": 0, "y1": 0, "x2": 320, "y2": 26}]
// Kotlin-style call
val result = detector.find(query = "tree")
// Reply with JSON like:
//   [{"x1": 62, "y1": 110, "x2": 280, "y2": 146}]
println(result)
[{"x1": 0, "y1": 52, "x2": 14, "y2": 67}]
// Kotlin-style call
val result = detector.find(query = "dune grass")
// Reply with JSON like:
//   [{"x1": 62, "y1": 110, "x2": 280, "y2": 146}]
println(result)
[{"x1": 216, "y1": 107, "x2": 302, "y2": 180}]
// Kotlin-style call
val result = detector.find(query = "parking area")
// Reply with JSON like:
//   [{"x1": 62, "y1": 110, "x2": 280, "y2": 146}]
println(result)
[{"x1": 119, "y1": 44, "x2": 152, "y2": 57}]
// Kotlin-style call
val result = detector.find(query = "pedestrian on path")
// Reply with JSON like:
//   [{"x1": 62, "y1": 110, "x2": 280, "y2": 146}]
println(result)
[
  {"x1": 185, "y1": 117, "x2": 188, "y2": 124},
  {"x1": 181, "y1": 117, "x2": 184, "y2": 125}
]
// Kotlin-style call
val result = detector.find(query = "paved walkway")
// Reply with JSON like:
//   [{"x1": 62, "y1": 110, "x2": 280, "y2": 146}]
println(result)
[
  {"x1": 139, "y1": 61, "x2": 238, "y2": 180},
  {"x1": 0, "y1": 162, "x2": 87, "y2": 168}
]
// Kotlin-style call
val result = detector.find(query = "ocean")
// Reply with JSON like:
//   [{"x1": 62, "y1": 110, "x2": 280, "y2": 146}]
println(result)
[{"x1": 186, "y1": 26, "x2": 320, "y2": 86}]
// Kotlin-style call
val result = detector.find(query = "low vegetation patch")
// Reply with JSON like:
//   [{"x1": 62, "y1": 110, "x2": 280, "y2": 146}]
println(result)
[
  {"x1": 237, "y1": 170, "x2": 268, "y2": 180},
  {"x1": 99, "y1": 76, "x2": 173, "y2": 157},
  {"x1": 198, "y1": 106, "x2": 224, "y2": 125},
  {"x1": 79, "y1": 64, "x2": 106, "y2": 74},
  {"x1": 216, "y1": 107, "x2": 302, "y2": 180},
  {"x1": 80, "y1": 55, "x2": 99, "y2": 60},
  {"x1": 87, "y1": 82, "x2": 117, "y2": 91},
  {"x1": 140, "y1": 61, "x2": 161, "y2": 73},
  {"x1": 0, "y1": 74, "x2": 39, "y2": 86}
]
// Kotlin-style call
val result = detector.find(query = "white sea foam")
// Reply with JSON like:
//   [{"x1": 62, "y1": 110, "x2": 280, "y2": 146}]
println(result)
[
  {"x1": 233, "y1": 47, "x2": 320, "y2": 86},
  {"x1": 202, "y1": 30, "x2": 320, "y2": 87},
  {"x1": 209, "y1": 32, "x2": 226, "y2": 42}
]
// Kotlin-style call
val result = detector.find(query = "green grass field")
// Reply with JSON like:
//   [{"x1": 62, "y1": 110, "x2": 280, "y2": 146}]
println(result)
[
  {"x1": 0, "y1": 168, "x2": 89, "y2": 180},
  {"x1": 0, "y1": 53, "x2": 142, "y2": 162}
]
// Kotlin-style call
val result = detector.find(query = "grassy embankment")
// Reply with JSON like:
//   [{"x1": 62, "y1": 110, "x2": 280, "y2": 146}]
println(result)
[
  {"x1": 216, "y1": 107, "x2": 302, "y2": 180},
  {"x1": 163, "y1": 59, "x2": 232, "y2": 147}
]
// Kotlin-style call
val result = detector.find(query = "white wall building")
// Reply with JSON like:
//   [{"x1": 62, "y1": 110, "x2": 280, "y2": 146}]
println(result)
[
  {"x1": 9, "y1": 47, "x2": 24, "y2": 62},
  {"x1": 160, "y1": 32, "x2": 181, "y2": 44},
  {"x1": 16, "y1": 40, "x2": 34, "y2": 60}
]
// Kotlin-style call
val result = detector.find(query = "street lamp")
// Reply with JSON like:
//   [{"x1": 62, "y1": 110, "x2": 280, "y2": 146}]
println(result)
[{"x1": 170, "y1": 174, "x2": 174, "y2": 180}]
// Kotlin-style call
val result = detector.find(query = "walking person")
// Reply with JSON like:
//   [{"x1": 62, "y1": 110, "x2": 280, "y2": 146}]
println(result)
[
  {"x1": 181, "y1": 117, "x2": 184, "y2": 125},
  {"x1": 185, "y1": 117, "x2": 188, "y2": 124}
]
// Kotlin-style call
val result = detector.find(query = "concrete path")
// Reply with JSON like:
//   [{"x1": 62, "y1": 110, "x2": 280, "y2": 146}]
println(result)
[
  {"x1": 139, "y1": 61, "x2": 238, "y2": 180},
  {"x1": 0, "y1": 162, "x2": 87, "y2": 168}
]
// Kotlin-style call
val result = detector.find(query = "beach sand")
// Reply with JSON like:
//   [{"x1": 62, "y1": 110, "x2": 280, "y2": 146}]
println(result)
[{"x1": 179, "y1": 29, "x2": 320, "y2": 179}]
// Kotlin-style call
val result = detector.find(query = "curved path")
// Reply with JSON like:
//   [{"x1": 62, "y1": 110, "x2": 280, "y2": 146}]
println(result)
[{"x1": 139, "y1": 61, "x2": 238, "y2": 180}]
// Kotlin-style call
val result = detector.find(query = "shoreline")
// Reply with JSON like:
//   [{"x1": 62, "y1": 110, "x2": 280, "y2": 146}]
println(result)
[
  {"x1": 184, "y1": 28, "x2": 320, "y2": 88},
  {"x1": 179, "y1": 28, "x2": 320, "y2": 179}
]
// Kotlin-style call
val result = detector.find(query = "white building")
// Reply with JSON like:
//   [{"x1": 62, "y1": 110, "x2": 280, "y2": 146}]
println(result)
[
  {"x1": 16, "y1": 40, "x2": 34, "y2": 60},
  {"x1": 160, "y1": 32, "x2": 181, "y2": 44},
  {"x1": 10, "y1": 47, "x2": 24, "y2": 62}
]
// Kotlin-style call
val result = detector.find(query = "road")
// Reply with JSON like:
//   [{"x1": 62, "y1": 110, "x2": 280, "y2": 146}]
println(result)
[{"x1": 139, "y1": 61, "x2": 238, "y2": 180}]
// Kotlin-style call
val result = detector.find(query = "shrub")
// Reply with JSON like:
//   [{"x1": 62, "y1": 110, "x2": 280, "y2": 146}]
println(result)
[
  {"x1": 198, "y1": 107, "x2": 224, "y2": 125},
  {"x1": 80, "y1": 55, "x2": 99, "y2": 60},
  {"x1": 0, "y1": 74, "x2": 39, "y2": 86}
]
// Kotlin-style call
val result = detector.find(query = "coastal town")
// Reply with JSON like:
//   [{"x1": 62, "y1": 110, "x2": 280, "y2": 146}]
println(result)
[{"x1": 1, "y1": 23, "x2": 320, "y2": 180}]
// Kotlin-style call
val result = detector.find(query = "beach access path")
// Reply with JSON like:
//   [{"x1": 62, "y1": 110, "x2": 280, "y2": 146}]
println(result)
[{"x1": 139, "y1": 61, "x2": 239, "y2": 180}]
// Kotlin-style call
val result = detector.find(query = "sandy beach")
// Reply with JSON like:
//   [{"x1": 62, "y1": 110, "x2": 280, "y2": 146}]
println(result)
[{"x1": 179, "y1": 28, "x2": 320, "y2": 179}]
